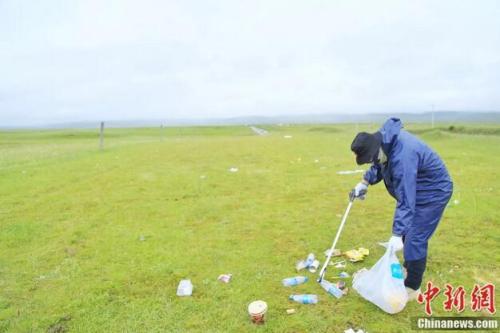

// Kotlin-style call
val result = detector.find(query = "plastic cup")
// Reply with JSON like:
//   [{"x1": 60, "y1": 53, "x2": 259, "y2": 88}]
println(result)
[
  {"x1": 248, "y1": 300, "x2": 267, "y2": 324},
  {"x1": 296, "y1": 260, "x2": 307, "y2": 271},
  {"x1": 308, "y1": 259, "x2": 320, "y2": 273}
]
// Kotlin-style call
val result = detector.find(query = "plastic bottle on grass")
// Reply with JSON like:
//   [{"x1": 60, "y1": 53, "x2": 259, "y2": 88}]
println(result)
[
  {"x1": 304, "y1": 253, "x2": 315, "y2": 267},
  {"x1": 282, "y1": 276, "x2": 308, "y2": 287},
  {"x1": 320, "y1": 279, "x2": 343, "y2": 299},
  {"x1": 289, "y1": 294, "x2": 318, "y2": 304},
  {"x1": 176, "y1": 279, "x2": 193, "y2": 296}
]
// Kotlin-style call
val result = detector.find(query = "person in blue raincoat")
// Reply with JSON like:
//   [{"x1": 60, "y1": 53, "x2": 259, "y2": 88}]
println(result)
[{"x1": 350, "y1": 118, "x2": 453, "y2": 299}]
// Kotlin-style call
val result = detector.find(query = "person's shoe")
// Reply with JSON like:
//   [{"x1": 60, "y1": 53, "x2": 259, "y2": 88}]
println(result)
[{"x1": 406, "y1": 287, "x2": 421, "y2": 301}]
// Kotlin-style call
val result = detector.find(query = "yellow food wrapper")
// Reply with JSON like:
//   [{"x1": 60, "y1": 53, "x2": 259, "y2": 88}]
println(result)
[
  {"x1": 358, "y1": 247, "x2": 370, "y2": 256},
  {"x1": 344, "y1": 249, "x2": 364, "y2": 262}
]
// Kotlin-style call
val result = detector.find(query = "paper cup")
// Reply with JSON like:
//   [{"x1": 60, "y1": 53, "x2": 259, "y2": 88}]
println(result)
[{"x1": 248, "y1": 300, "x2": 267, "y2": 324}]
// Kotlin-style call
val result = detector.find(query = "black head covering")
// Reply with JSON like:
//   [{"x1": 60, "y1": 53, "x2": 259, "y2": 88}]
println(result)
[{"x1": 351, "y1": 132, "x2": 383, "y2": 165}]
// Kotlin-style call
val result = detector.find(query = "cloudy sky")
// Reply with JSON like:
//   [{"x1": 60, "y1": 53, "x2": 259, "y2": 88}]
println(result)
[{"x1": 1, "y1": 0, "x2": 499, "y2": 125}]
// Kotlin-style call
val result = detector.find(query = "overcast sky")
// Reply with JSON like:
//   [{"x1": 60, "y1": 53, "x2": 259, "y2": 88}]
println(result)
[{"x1": 1, "y1": 0, "x2": 499, "y2": 125}]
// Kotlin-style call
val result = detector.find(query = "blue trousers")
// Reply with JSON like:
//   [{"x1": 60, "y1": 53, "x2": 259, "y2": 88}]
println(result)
[
  {"x1": 403, "y1": 191, "x2": 452, "y2": 261},
  {"x1": 402, "y1": 190, "x2": 452, "y2": 289}
]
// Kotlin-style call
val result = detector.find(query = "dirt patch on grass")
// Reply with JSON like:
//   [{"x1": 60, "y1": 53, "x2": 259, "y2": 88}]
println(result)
[
  {"x1": 47, "y1": 315, "x2": 71, "y2": 333},
  {"x1": 307, "y1": 127, "x2": 342, "y2": 133},
  {"x1": 64, "y1": 247, "x2": 77, "y2": 257}
]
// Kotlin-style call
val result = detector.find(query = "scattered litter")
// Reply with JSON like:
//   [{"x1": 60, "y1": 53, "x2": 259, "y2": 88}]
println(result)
[
  {"x1": 344, "y1": 248, "x2": 369, "y2": 262},
  {"x1": 286, "y1": 308, "x2": 296, "y2": 315},
  {"x1": 296, "y1": 253, "x2": 318, "y2": 271},
  {"x1": 324, "y1": 248, "x2": 341, "y2": 257},
  {"x1": 336, "y1": 281, "x2": 346, "y2": 290},
  {"x1": 314, "y1": 159, "x2": 319, "y2": 163},
  {"x1": 339, "y1": 271, "x2": 350, "y2": 278},
  {"x1": 344, "y1": 328, "x2": 366, "y2": 333},
  {"x1": 308, "y1": 259, "x2": 320, "y2": 273},
  {"x1": 329, "y1": 260, "x2": 346, "y2": 268},
  {"x1": 176, "y1": 279, "x2": 193, "y2": 296},
  {"x1": 250, "y1": 126, "x2": 269, "y2": 136},
  {"x1": 454, "y1": 199, "x2": 459, "y2": 205},
  {"x1": 217, "y1": 274, "x2": 232, "y2": 283},
  {"x1": 336, "y1": 170, "x2": 365, "y2": 175},
  {"x1": 358, "y1": 248, "x2": 369, "y2": 256},
  {"x1": 304, "y1": 253, "x2": 315, "y2": 267},
  {"x1": 296, "y1": 260, "x2": 307, "y2": 271},
  {"x1": 282, "y1": 276, "x2": 308, "y2": 287},
  {"x1": 345, "y1": 251, "x2": 364, "y2": 262},
  {"x1": 289, "y1": 294, "x2": 318, "y2": 304},
  {"x1": 228, "y1": 167, "x2": 239, "y2": 173},
  {"x1": 283, "y1": 135, "x2": 293, "y2": 139},
  {"x1": 248, "y1": 300, "x2": 267, "y2": 324},
  {"x1": 138, "y1": 235, "x2": 146, "y2": 241},
  {"x1": 320, "y1": 279, "x2": 343, "y2": 299},
  {"x1": 200, "y1": 175, "x2": 206, "y2": 179}
]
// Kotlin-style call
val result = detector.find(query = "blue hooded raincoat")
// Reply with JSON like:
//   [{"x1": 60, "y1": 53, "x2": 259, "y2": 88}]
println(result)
[{"x1": 364, "y1": 118, "x2": 453, "y2": 261}]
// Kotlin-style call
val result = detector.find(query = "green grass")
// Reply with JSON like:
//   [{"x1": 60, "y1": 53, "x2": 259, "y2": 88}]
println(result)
[{"x1": 1, "y1": 124, "x2": 499, "y2": 332}]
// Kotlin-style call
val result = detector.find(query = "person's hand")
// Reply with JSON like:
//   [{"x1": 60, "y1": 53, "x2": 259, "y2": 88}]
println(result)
[
  {"x1": 349, "y1": 181, "x2": 368, "y2": 200},
  {"x1": 388, "y1": 235, "x2": 404, "y2": 252}
]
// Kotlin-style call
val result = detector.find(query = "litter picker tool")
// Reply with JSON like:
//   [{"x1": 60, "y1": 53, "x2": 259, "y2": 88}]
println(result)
[{"x1": 317, "y1": 189, "x2": 365, "y2": 283}]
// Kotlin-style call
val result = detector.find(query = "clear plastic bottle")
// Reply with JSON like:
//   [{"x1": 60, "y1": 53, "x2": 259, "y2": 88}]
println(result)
[
  {"x1": 289, "y1": 294, "x2": 318, "y2": 304},
  {"x1": 304, "y1": 253, "x2": 315, "y2": 267},
  {"x1": 320, "y1": 279, "x2": 343, "y2": 299},
  {"x1": 282, "y1": 276, "x2": 308, "y2": 287},
  {"x1": 176, "y1": 279, "x2": 193, "y2": 296}
]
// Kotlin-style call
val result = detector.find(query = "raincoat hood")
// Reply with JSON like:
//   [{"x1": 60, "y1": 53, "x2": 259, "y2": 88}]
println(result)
[{"x1": 379, "y1": 117, "x2": 403, "y2": 155}]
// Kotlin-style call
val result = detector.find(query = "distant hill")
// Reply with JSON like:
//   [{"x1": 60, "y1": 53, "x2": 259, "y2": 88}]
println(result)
[
  {"x1": 3, "y1": 111, "x2": 500, "y2": 129},
  {"x1": 215, "y1": 111, "x2": 500, "y2": 125}
]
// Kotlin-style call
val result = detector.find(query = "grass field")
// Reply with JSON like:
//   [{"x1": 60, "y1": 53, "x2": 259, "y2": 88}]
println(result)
[{"x1": 1, "y1": 123, "x2": 499, "y2": 332}]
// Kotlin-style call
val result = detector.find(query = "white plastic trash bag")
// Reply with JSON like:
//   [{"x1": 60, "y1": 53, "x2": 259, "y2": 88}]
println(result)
[{"x1": 353, "y1": 245, "x2": 408, "y2": 314}]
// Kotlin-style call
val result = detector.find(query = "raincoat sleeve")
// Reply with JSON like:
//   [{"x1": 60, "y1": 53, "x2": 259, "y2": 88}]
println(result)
[
  {"x1": 391, "y1": 152, "x2": 418, "y2": 236},
  {"x1": 363, "y1": 164, "x2": 383, "y2": 185}
]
